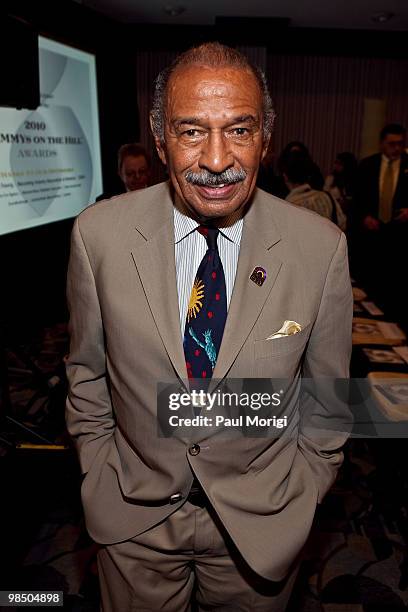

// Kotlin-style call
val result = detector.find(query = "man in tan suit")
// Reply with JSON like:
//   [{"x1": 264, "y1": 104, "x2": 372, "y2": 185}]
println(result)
[{"x1": 66, "y1": 42, "x2": 352, "y2": 611}]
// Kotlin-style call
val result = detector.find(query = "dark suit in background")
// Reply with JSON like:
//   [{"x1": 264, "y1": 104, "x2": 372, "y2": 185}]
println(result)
[
  {"x1": 352, "y1": 152, "x2": 408, "y2": 323},
  {"x1": 355, "y1": 152, "x2": 408, "y2": 220}
]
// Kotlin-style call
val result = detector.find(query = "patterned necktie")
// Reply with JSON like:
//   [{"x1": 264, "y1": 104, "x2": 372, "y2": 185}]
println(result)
[
  {"x1": 379, "y1": 159, "x2": 394, "y2": 224},
  {"x1": 183, "y1": 226, "x2": 227, "y2": 382}
]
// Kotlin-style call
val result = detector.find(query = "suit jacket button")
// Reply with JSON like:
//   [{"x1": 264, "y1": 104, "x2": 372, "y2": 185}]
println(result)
[
  {"x1": 189, "y1": 444, "x2": 200, "y2": 456},
  {"x1": 169, "y1": 493, "x2": 183, "y2": 504}
]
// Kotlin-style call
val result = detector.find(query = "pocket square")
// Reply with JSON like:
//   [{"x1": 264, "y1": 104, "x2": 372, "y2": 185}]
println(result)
[{"x1": 266, "y1": 320, "x2": 302, "y2": 340}]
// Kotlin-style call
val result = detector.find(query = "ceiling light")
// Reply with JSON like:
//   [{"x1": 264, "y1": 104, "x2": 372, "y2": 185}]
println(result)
[
  {"x1": 163, "y1": 5, "x2": 186, "y2": 17},
  {"x1": 371, "y1": 11, "x2": 395, "y2": 23}
]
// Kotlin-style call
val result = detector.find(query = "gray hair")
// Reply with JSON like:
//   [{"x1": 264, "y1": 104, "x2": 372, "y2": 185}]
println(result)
[{"x1": 150, "y1": 42, "x2": 276, "y2": 144}]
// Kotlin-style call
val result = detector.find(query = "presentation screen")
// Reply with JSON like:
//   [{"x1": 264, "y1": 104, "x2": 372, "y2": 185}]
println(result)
[{"x1": 0, "y1": 36, "x2": 102, "y2": 235}]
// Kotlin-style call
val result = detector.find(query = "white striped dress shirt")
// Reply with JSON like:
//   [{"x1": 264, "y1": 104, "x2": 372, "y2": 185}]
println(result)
[{"x1": 174, "y1": 205, "x2": 243, "y2": 337}]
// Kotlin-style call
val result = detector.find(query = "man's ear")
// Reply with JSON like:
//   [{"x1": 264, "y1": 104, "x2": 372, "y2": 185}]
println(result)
[{"x1": 149, "y1": 113, "x2": 167, "y2": 166}]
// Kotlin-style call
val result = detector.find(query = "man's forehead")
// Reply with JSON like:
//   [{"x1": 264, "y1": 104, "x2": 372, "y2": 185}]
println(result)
[
  {"x1": 164, "y1": 64, "x2": 263, "y2": 121},
  {"x1": 123, "y1": 154, "x2": 147, "y2": 165},
  {"x1": 383, "y1": 134, "x2": 405, "y2": 142},
  {"x1": 166, "y1": 64, "x2": 261, "y2": 100}
]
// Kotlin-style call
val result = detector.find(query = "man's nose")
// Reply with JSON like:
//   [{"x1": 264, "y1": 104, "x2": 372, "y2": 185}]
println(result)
[{"x1": 198, "y1": 131, "x2": 234, "y2": 173}]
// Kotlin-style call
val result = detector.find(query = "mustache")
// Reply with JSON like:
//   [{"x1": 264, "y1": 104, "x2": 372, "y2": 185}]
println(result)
[{"x1": 185, "y1": 168, "x2": 247, "y2": 186}]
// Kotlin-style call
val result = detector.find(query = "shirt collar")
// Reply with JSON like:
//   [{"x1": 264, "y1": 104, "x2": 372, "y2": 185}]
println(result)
[
  {"x1": 173, "y1": 195, "x2": 243, "y2": 245},
  {"x1": 381, "y1": 154, "x2": 400, "y2": 165},
  {"x1": 174, "y1": 204, "x2": 198, "y2": 243}
]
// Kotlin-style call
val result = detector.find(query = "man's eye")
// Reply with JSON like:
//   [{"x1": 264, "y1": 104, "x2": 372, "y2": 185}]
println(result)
[
  {"x1": 183, "y1": 129, "x2": 201, "y2": 137},
  {"x1": 230, "y1": 127, "x2": 250, "y2": 137}
]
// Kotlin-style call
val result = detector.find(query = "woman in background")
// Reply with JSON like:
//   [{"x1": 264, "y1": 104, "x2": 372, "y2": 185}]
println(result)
[
  {"x1": 273, "y1": 141, "x2": 324, "y2": 198},
  {"x1": 324, "y1": 151, "x2": 358, "y2": 216}
]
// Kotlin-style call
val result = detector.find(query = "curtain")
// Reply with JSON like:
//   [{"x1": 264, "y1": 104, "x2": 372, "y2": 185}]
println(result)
[{"x1": 267, "y1": 53, "x2": 408, "y2": 176}]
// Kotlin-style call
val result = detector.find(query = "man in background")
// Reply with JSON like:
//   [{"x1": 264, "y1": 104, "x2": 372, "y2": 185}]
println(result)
[
  {"x1": 357, "y1": 123, "x2": 408, "y2": 229},
  {"x1": 96, "y1": 142, "x2": 152, "y2": 201},
  {"x1": 354, "y1": 124, "x2": 408, "y2": 320},
  {"x1": 117, "y1": 142, "x2": 151, "y2": 192}
]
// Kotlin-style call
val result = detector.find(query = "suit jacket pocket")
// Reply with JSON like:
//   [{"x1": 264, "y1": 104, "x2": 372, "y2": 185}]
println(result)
[{"x1": 254, "y1": 323, "x2": 312, "y2": 358}]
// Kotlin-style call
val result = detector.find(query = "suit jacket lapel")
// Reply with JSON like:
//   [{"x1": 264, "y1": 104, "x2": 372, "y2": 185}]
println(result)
[
  {"x1": 374, "y1": 155, "x2": 382, "y2": 206},
  {"x1": 395, "y1": 153, "x2": 408, "y2": 201},
  {"x1": 211, "y1": 190, "x2": 282, "y2": 386},
  {"x1": 131, "y1": 183, "x2": 187, "y2": 382}
]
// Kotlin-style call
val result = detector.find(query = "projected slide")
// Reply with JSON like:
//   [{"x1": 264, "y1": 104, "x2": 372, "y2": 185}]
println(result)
[{"x1": 0, "y1": 37, "x2": 102, "y2": 235}]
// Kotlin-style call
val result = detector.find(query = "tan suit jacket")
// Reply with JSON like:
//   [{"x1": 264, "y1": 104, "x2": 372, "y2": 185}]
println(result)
[{"x1": 66, "y1": 181, "x2": 352, "y2": 582}]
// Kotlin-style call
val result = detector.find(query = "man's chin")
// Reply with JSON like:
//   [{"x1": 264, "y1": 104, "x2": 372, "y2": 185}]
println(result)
[{"x1": 188, "y1": 196, "x2": 245, "y2": 220}]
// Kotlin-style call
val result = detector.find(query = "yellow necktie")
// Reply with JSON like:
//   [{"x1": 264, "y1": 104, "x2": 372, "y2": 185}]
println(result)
[{"x1": 379, "y1": 160, "x2": 394, "y2": 223}]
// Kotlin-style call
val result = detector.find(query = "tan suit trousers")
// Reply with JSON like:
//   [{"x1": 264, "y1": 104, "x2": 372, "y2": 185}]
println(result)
[{"x1": 97, "y1": 499, "x2": 300, "y2": 611}]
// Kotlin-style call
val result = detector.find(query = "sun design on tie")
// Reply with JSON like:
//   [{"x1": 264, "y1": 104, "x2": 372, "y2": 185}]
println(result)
[{"x1": 187, "y1": 278, "x2": 205, "y2": 322}]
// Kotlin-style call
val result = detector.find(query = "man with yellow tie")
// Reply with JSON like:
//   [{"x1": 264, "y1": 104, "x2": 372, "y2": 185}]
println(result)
[
  {"x1": 354, "y1": 123, "x2": 408, "y2": 320},
  {"x1": 358, "y1": 124, "x2": 408, "y2": 228}
]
